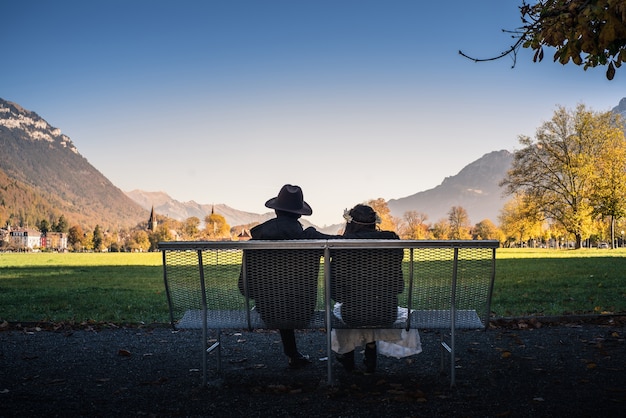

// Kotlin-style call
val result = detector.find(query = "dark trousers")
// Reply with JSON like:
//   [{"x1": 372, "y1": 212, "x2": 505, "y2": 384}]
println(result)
[{"x1": 279, "y1": 329, "x2": 298, "y2": 357}]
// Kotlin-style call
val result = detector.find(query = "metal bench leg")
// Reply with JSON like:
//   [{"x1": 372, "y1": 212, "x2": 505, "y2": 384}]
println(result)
[
  {"x1": 440, "y1": 331, "x2": 456, "y2": 388},
  {"x1": 202, "y1": 323, "x2": 207, "y2": 386},
  {"x1": 450, "y1": 327, "x2": 456, "y2": 387}
]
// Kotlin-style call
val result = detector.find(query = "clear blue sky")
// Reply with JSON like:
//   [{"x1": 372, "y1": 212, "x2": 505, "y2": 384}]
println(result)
[{"x1": 2, "y1": 1, "x2": 621, "y2": 226}]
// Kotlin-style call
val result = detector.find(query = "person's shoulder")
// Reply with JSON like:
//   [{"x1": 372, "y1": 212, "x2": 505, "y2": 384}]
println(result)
[
  {"x1": 303, "y1": 226, "x2": 338, "y2": 239},
  {"x1": 379, "y1": 230, "x2": 400, "y2": 239},
  {"x1": 345, "y1": 230, "x2": 399, "y2": 239}
]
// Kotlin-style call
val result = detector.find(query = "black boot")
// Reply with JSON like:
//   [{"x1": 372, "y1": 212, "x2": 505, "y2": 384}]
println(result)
[
  {"x1": 363, "y1": 342, "x2": 377, "y2": 374},
  {"x1": 336, "y1": 350, "x2": 355, "y2": 372},
  {"x1": 288, "y1": 352, "x2": 311, "y2": 369}
]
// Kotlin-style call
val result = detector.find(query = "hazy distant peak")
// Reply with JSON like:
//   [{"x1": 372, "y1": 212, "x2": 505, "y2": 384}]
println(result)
[{"x1": 613, "y1": 97, "x2": 626, "y2": 118}]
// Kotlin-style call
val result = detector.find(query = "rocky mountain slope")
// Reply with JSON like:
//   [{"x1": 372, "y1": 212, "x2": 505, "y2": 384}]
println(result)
[{"x1": 0, "y1": 99, "x2": 147, "y2": 230}]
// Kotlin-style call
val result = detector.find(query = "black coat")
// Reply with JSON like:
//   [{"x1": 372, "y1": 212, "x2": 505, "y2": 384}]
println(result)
[
  {"x1": 331, "y1": 229, "x2": 404, "y2": 327},
  {"x1": 238, "y1": 215, "x2": 335, "y2": 328}
]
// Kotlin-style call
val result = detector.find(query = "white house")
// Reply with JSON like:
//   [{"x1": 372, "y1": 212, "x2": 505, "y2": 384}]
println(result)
[{"x1": 9, "y1": 228, "x2": 41, "y2": 249}]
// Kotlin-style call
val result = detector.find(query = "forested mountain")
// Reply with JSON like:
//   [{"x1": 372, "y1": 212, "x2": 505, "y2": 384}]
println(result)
[{"x1": 0, "y1": 99, "x2": 147, "y2": 230}]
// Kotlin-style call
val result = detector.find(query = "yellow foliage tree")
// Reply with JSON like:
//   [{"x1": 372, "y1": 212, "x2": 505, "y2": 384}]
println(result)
[
  {"x1": 205, "y1": 212, "x2": 231, "y2": 240},
  {"x1": 366, "y1": 198, "x2": 399, "y2": 233}
]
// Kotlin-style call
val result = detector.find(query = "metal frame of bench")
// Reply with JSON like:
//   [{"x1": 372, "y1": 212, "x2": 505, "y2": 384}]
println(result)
[{"x1": 159, "y1": 239, "x2": 498, "y2": 387}]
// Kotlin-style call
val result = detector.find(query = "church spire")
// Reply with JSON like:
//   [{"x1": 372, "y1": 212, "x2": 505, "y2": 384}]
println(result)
[{"x1": 148, "y1": 205, "x2": 157, "y2": 232}]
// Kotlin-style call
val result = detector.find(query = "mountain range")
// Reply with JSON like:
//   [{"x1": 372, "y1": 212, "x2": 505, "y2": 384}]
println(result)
[
  {"x1": 2, "y1": 97, "x2": 624, "y2": 233},
  {"x1": 126, "y1": 150, "x2": 514, "y2": 234}
]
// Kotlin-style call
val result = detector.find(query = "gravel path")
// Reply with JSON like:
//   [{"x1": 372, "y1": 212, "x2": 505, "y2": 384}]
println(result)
[{"x1": 1, "y1": 317, "x2": 625, "y2": 417}]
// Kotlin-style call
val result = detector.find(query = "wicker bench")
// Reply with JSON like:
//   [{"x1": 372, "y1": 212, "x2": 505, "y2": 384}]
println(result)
[{"x1": 159, "y1": 239, "x2": 498, "y2": 386}]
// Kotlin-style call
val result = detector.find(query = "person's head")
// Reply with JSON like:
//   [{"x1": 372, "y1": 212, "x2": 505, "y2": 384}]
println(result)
[
  {"x1": 343, "y1": 204, "x2": 380, "y2": 234},
  {"x1": 265, "y1": 184, "x2": 312, "y2": 219}
]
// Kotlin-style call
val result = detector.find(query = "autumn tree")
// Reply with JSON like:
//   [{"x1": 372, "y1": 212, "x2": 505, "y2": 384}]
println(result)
[
  {"x1": 68, "y1": 225, "x2": 84, "y2": 251},
  {"x1": 205, "y1": 212, "x2": 231, "y2": 240},
  {"x1": 460, "y1": 1, "x2": 626, "y2": 80},
  {"x1": 589, "y1": 114, "x2": 626, "y2": 247},
  {"x1": 473, "y1": 219, "x2": 504, "y2": 242},
  {"x1": 367, "y1": 198, "x2": 399, "y2": 233},
  {"x1": 149, "y1": 224, "x2": 174, "y2": 251},
  {"x1": 129, "y1": 230, "x2": 150, "y2": 252},
  {"x1": 448, "y1": 206, "x2": 472, "y2": 239},
  {"x1": 498, "y1": 193, "x2": 545, "y2": 246},
  {"x1": 431, "y1": 219, "x2": 451, "y2": 240},
  {"x1": 182, "y1": 216, "x2": 201, "y2": 239},
  {"x1": 400, "y1": 210, "x2": 431, "y2": 239},
  {"x1": 500, "y1": 105, "x2": 616, "y2": 248}
]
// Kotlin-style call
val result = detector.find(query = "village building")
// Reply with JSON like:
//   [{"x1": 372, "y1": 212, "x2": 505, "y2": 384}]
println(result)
[
  {"x1": 9, "y1": 228, "x2": 41, "y2": 250},
  {"x1": 41, "y1": 232, "x2": 68, "y2": 251},
  {"x1": 237, "y1": 229, "x2": 251, "y2": 241}
]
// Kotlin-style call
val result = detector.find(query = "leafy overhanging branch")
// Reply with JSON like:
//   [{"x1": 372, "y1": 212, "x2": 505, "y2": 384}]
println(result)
[{"x1": 460, "y1": 0, "x2": 626, "y2": 80}]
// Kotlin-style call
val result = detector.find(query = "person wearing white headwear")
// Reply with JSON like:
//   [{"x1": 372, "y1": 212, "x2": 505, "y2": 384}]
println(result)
[{"x1": 331, "y1": 204, "x2": 421, "y2": 374}]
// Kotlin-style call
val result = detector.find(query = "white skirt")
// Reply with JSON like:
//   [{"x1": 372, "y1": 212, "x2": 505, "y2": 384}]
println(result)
[{"x1": 331, "y1": 303, "x2": 422, "y2": 358}]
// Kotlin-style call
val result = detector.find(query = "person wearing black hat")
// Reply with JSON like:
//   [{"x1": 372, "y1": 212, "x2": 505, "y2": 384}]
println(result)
[{"x1": 241, "y1": 184, "x2": 337, "y2": 369}]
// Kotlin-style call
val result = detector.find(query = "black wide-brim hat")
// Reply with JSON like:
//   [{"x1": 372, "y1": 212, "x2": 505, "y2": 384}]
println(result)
[{"x1": 265, "y1": 184, "x2": 313, "y2": 216}]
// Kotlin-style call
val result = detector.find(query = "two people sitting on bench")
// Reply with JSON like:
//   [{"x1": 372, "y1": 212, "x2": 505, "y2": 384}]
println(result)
[
  {"x1": 240, "y1": 187, "x2": 421, "y2": 373},
  {"x1": 331, "y1": 204, "x2": 422, "y2": 374}
]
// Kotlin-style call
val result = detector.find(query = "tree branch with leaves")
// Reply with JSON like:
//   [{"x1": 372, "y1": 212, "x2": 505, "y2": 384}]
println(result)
[{"x1": 460, "y1": 0, "x2": 626, "y2": 80}]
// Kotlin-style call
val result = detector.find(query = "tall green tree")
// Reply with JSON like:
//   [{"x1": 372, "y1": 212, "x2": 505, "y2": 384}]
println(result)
[
  {"x1": 38, "y1": 219, "x2": 50, "y2": 234},
  {"x1": 92, "y1": 225, "x2": 104, "y2": 252},
  {"x1": 501, "y1": 105, "x2": 614, "y2": 248},
  {"x1": 54, "y1": 215, "x2": 69, "y2": 233}
]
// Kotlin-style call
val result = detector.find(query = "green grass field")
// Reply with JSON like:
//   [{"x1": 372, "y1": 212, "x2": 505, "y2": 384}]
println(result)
[{"x1": 0, "y1": 249, "x2": 625, "y2": 324}]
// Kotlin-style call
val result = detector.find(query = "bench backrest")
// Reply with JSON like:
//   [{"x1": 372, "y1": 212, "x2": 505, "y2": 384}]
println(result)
[
  {"x1": 160, "y1": 240, "x2": 498, "y2": 331},
  {"x1": 240, "y1": 249, "x2": 323, "y2": 329},
  {"x1": 330, "y1": 247, "x2": 405, "y2": 327}
]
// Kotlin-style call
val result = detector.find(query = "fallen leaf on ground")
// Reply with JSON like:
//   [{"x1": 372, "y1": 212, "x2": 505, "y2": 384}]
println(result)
[{"x1": 140, "y1": 377, "x2": 168, "y2": 385}]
